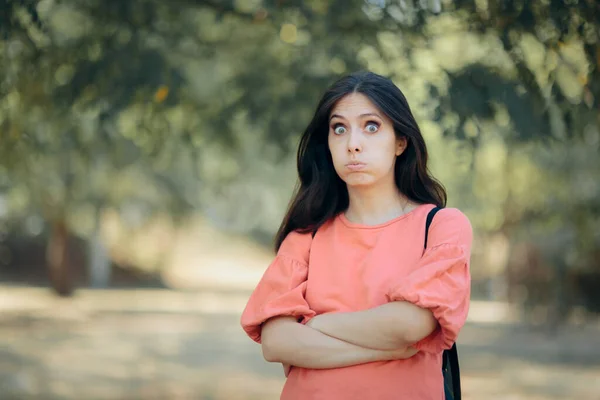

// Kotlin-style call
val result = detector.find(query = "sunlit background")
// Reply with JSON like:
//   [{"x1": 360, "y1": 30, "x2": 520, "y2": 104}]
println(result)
[{"x1": 1, "y1": 0, "x2": 599, "y2": 399}]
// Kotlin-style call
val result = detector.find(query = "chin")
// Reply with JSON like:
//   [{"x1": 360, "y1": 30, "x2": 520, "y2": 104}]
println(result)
[{"x1": 343, "y1": 175, "x2": 377, "y2": 187}]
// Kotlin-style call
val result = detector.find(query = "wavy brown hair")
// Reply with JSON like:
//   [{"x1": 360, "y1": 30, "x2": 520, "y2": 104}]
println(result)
[{"x1": 274, "y1": 71, "x2": 446, "y2": 252}]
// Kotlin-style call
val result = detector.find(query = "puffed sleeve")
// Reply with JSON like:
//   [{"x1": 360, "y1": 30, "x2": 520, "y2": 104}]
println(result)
[
  {"x1": 240, "y1": 230, "x2": 316, "y2": 343},
  {"x1": 387, "y1": 208, "x2": 473, "y2": 354}
]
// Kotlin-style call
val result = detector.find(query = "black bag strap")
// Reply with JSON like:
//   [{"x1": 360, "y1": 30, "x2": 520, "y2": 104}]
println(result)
[
  {"x1": 445, "y1": 344, "x2": 461, "y2": 400},
  {"x1": 424, "y1": 206, "x2": 442, "y2": 249},
  {"x1": 424, "y1": 206, "x2": 461, "y2": 400}
]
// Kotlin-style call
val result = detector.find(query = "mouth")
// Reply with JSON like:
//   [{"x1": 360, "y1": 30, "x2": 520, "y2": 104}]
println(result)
[{"x1": 346, "y1": 162, "x2": 367, "y2": 171}]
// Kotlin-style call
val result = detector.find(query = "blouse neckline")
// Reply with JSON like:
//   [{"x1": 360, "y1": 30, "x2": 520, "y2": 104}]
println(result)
[{"x1": 337, "y1": 203, "x2": 433, "y2": 230}]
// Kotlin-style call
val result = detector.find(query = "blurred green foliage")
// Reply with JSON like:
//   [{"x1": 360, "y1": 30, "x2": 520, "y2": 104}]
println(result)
[{"x1": 0, "y1": 0, "x2": 598, "y2": 318}]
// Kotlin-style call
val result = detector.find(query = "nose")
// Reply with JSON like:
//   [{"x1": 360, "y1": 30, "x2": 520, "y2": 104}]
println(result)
[{"x1": 347, "y1": 129, "x2": 362, "y2": 154}]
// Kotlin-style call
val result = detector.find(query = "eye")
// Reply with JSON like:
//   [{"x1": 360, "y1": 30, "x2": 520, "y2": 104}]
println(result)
[
  {"x1": 365, "y1": 122, "x2": 379, "y2": 133},
  {"x1": 333, "y1": 124, "x2": 347, "y2": 135}
]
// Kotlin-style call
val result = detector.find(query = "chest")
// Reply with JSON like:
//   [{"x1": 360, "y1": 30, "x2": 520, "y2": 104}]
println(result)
[{"x1": 305, "y1": 228, "x2": 425, "y2": 312}]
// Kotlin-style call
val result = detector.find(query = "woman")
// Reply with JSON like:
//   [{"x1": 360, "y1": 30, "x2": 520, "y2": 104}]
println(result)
[{"x1": 240, "y1": 71, "x2": 472, "y2": 400}]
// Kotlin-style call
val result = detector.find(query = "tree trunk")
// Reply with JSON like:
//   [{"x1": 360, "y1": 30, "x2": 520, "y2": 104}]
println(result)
[
  {"x1": 46, "y1": 218, "x2": 74, "y2": 297},
  {"x1": 88, "y1": 207, "x2": 111, "y2": 288}
]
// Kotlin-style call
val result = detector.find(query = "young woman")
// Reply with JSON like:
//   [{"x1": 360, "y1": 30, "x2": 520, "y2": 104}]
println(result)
[{"x1": 240, "y1": 71, "x2": 472, "y2": 400}]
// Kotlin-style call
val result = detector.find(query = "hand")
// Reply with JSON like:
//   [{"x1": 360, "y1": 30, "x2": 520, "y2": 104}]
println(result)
[
  {"x1": 282, "y1": 363, "x2": 292, "y2": 377},
  {"x1": 391, "y1": 346, "x2": 419, "y2": 360}
]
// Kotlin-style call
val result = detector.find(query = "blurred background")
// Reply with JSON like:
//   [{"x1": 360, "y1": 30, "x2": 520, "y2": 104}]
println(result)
[{"x1": 1, "y1": 0, "x2": 599, "y2": 399}]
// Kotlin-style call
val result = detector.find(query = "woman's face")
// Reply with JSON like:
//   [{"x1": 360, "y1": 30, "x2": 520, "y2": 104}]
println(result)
[{"x1": 328, "y1": 93, "x2": 406, "y2": 189}]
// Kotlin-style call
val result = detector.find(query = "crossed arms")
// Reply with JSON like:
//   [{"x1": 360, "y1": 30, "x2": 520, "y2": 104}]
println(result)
[{"x1": 261, "y1": 301, "x2": 438, "y2": 373}]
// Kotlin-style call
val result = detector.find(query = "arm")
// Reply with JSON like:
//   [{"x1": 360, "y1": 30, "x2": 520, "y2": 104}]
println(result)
[
  {"x1": 307, "y1": 301, "x2": 438, "y2": 350},
  {"x1": 309, "y1": 209, "x2": 473, "y2": 354},
  {"x1": 261, "y1": 316, "x2": 418, "y2": 369}
]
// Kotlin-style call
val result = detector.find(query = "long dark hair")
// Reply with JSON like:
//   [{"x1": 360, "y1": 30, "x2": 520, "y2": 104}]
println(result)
[{"x1": 274, "y1": 71, "x2": 446, "y2": 251}]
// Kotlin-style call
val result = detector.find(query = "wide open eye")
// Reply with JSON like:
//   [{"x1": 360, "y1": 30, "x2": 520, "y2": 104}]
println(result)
[
  {"x1": 365, "y1": 122, "x2": 379, "y2": 133},
  {"x1": 333, "y1": 124, "x2": 347, "y2": 135}
]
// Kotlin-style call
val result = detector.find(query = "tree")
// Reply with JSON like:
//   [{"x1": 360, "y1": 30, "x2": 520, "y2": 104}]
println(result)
[{"x1": 1, "y1": 0, "x2": 598, "y2": 312}]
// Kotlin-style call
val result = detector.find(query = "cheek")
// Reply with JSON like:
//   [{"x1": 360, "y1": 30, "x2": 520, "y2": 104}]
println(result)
[
  {"x1": 371, "y1": 156, "x2": 396, "y2": 176},
  {"x1": 327, "y1": 138, "x2": 344, "y2": 164},
  {"x1": 374, "y1": 138, "x2": 399, "y2": 166}
]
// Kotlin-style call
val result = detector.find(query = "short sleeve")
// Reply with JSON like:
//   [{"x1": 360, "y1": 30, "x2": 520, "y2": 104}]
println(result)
[
  {"x1": 387, "y1": 208, "x2": 473, "y2": 354},
  {"x1": 240, "y1": 231, "x2": 316, "y2": 343}
]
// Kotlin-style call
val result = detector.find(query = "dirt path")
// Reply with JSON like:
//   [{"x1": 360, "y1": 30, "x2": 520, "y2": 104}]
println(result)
[{"x1": 1, "y1": 288, "x2": 599, "y2": 400}]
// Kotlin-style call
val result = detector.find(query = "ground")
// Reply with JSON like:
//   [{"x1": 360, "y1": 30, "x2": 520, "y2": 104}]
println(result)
[{"x1": 0, "y1": 287, "x2": 599, "y2": 400}]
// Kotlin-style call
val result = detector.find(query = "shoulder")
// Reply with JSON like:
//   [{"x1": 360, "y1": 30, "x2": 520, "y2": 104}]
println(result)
[
  {"x1": 433, "y1": 207, "x2": 471, "y2": 228},
  {"x1": 277, "y1": 230, "x2": 314, "y2": 266},
  {"x1": 428, "y1": 207, "x2": 473, "y2": 246}
]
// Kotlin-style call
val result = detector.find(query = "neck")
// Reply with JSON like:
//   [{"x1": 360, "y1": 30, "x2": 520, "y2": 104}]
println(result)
[{"x1": 344, "y1": 182, "x2": 416, "y2": 226}]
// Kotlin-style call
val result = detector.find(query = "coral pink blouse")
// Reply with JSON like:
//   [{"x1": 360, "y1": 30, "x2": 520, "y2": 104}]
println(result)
[{"x1": 241, "y1": 204, "x2": 473, "y2": 400}]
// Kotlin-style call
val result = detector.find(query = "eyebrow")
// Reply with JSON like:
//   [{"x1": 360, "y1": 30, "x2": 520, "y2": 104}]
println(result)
[{"x1": 329, "y1": 112, "x2": 383, "y2": 122}]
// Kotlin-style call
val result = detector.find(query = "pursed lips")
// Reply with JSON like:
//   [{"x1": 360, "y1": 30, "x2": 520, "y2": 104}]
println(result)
[{"x1": 346, "y1": 161, "x2": 367, "y2": 171}]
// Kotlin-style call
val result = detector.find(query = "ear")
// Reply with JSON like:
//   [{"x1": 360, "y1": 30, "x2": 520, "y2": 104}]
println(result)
[{"x1": 396, "y1": 137, "x2": 407, "y2": 156}]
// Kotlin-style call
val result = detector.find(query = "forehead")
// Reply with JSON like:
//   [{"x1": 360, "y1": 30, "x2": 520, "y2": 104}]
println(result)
[{"x1": 330, "y1": 93, "x2": 380, "y2": 118}]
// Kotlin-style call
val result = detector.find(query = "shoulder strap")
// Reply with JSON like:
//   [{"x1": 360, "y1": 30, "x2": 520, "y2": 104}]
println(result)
[
  {"x1": 424, "y1": 206, "x2": 461, "y2": 400},
  {"x1": 424, "y1": 206, "x2": 442, "y2": 249}
]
